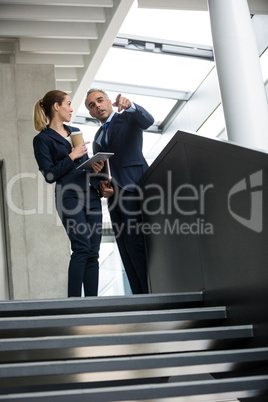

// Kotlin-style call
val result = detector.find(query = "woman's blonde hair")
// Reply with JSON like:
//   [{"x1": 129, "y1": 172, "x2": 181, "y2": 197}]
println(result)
[{"x1": 33, "y1": 90, "x2": 68, "y2": 131}]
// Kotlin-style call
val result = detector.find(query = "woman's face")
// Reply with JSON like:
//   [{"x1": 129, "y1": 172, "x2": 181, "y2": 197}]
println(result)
[{"x1": 55, "y1": 95, "x2": 73, "y2": 122}]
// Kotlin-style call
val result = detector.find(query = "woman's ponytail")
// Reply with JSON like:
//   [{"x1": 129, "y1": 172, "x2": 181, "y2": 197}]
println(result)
[{"x1": 33, "y1": 99, "x2": 48, "y2": 131}]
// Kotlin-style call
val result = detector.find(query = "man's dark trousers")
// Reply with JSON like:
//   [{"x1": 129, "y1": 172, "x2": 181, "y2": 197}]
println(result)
[{"x1": 108, "y1": 187, "x2": 148, "y2": 294}]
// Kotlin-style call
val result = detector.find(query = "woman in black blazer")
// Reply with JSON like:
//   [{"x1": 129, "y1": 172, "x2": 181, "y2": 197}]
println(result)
[{"x1": 33, "y1": 90, "x2": 104, "y2": 297}]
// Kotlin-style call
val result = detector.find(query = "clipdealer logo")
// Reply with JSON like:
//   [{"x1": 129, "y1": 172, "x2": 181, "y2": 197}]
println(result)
[
  {"x1": 228, "y1": 170, "x2": 263, "y2": 233},
  {"x1": 5, "y1": 169, "x2": 264, "y2": 234}
]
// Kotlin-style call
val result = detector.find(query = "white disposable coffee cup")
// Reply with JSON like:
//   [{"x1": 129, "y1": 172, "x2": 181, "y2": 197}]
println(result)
[{"x1": 70, "y1": 131, "x2": 84, "y2": 147}]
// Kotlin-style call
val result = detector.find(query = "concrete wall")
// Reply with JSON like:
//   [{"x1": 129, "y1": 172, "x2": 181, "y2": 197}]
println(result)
[
  {"x1": 0, "y1": 64, "x2": 70, "y2": 300},
  {"x1": 0, "y1": 165, "x2": 9, "y2": 300}
]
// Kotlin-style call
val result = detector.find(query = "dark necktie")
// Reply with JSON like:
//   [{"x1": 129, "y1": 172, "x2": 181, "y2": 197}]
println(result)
[{"x1": 101, "y1": 122, "x2": 110, "y2": 148}]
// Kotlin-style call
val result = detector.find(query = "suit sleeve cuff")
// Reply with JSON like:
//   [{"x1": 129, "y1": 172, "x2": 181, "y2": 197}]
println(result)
[{"x1": 125, "y1": 102, "x2": 136, "y2": 113}]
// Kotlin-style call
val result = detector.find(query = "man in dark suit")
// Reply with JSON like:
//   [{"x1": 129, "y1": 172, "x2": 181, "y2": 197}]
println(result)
[{"x1": 85, "y1": 89, "x2": 154, "y2": 294}]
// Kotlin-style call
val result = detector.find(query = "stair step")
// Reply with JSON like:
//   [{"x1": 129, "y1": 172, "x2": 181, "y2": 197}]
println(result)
[
  {"x1": 0, "y1": 307, "x2": 226, "y2": 337},
  {"x1": 0, "y1": 375, "x2": 267, "y2": 401},
  {"x1": 0, "y1": 292, "x2": 203, "y2": 317},
  {"x1": 0, "y1": 293, "x2": 265, "y2": 400},
  {"x1": 0, "y1": 347, "x2": 267, "y2": 389},
  {"x1": 0, "y1": 325, "x2": 253, "y2": 363}
]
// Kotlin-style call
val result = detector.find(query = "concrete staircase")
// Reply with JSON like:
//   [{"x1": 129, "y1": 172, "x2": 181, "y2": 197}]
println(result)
[{"x1": 0, "y1": 292, "x2": 267, "y2": 401}]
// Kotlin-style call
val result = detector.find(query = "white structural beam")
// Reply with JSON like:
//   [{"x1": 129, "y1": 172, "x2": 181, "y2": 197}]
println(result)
[
  {"x1": 0, "y1": 0, "x2": 113, "y2": 6},
  {"x1": 93, "y1": 80, "x2": 190, "y2": 100},
  {"x1": 19, "y1": 38, "x2": 91, "y2": 55},
  {"x1": 0, "y1": 5, "x2": 105, "y2": 22},
  {"x1": 0, "y1": 21, "x2": 98, "y2": 39},
  {"x1": 114, "y1": 34, "x2": 214, "y2": 60},
  {"x1": 56, "y1": 81, "x2": 74, "y2": 93},
  {"x1": 55, "y1": 68, "x2": 78, "y2": 81},
  {"x1": 208, "y1": 0, "x2": 268, "y2": 150},
  {"x1": 15, "y1": 52, "x2": 85, "y2": 67},
  {"x1": 138, "y1": 0, "x2": 268, "y2": 14},
  {"x1": 247, "y1": 0, "x2": 268, "y2": 14},
  {"x1": 138, "y1": 0, "x2": 208, "y2": 10}
]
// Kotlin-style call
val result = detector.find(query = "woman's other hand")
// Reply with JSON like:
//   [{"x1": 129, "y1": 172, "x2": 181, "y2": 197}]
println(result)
[{"x1": 69, "y1": 142, "x2": 90, "y2": 161}]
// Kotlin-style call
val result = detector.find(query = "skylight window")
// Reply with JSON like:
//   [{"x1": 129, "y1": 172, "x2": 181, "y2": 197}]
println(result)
[{"x1": 76, "y1": 2, "x2": 215, "y2": 134}]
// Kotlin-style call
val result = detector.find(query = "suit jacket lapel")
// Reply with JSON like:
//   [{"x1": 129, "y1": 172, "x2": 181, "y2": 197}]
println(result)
[
  {"x1": 94, "y1": 126, "x2": 103, "y2": 143},
  {"x1": 94, "y1": 113, "x2": 119, "y2": 150},
  {"x1": 106, "y1": 113, "x2": 118, "y2": 146},
  {"x1": 47, "y1": 128, "x2": 72, "y2": 151}
]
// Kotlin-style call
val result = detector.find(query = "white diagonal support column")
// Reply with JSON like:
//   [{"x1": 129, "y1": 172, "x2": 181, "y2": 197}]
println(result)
[{"x1": 207, "y1": 0, "x2": 268, "y2": 151}]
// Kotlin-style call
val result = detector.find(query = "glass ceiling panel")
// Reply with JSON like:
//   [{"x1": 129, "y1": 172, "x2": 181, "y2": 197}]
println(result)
[
  {"x1": 197, "y1": 104, "x2": 225, "y2": 139},
  {"x1": 260, "y1": 47, "x2": 268, "y2": 84},
  {"x1": 119, "y1": 1, "x2": 213, "y2": 46},
  {"x1": 94, "y1": 48, "x2": 214, "y2": 93},
  {"x1": 76, "y1": 1, "x2": 215, "y2": 130}
]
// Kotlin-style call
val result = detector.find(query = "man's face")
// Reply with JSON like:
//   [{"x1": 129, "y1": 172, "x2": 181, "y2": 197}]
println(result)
[{"x1": 86, "y1": 91, "x2": 113, "y2": 123}]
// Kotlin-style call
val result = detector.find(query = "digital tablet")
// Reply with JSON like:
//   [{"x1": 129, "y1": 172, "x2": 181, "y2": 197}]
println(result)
[{"x1": 76, "y1": 152, "x2": 114, "y2": 170}]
